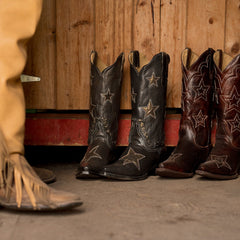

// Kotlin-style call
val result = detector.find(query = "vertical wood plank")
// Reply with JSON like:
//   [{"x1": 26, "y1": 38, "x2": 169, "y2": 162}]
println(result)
[
  {"x1": 56, "y1": 0, "x2": 94, "y2": 109},
  {"x1": 133, "y1": 0, "x2": 161, "y2": 58},
  {"x1": 186, "y1": 0, "x2": 226, "y2": 54},
  {"x1": 94, "y1": 0, "x2": 115, "y2": 65},
  {"x1": 23, "y1": 0, "x2": 56, "y2": 109},
  {"x1": 114, "y1": 0, "x2": 134, "y2": 109},
  {"x1": 225, "y1": 0, "x2": 240, "y2": 56},
  {"x1": 160, "y1": 0, "x2": 187, "y2": 108}
]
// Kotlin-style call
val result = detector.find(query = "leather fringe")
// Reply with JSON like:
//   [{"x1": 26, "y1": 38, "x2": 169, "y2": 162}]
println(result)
[{"x1": 0, "y1": 129, "x2": 51, "y2": 209}]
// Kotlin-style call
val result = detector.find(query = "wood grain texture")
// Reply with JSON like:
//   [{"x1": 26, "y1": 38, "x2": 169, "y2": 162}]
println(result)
[
  {"x1": 23, "y1": 0, "x2": 56, "y2": 109},
  {"x1": 186, "y1": 0, "x2": 226, "y2": 54},
  {"x1": 115, "y1": 0, "x2": 133, "y2": 109},
  {"x1": 94, "y1": 0, "x2": 115, "y2": 65},
  {"x1": 225, "y1": 0, "x2": 240, "y2": 56},
  {"x1": 133, "y1": 0, "x2": 161, "y2": 58},
  {"x1": 56, "y1": 0, "x2": 94, "y2": 109},
  {"x1": 160, "y1": 0, "x2": 187, "y2": 108},
  {"x1": 23, "y1": 0, "x2": 240, "y2": 110}
]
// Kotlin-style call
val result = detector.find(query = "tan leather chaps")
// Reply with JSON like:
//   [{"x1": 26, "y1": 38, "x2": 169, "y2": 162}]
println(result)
[{"x1": 0, "y1": 0, "x2": 42, "y2": 156}]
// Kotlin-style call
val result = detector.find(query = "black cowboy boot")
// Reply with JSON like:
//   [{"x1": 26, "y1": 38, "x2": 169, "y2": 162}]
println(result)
[
  {"x1": 196, "y1": 51, "x2": 240, "y2": 180},
  {"x1": 76, "y1": 51, "x2": 124, "y2": 178},
  {"x1": 156, "y1": 48, "x2": 215, "y2": 178},
  {"x1": 100, "y1": 51, "x2": 170, "y2": 180}
]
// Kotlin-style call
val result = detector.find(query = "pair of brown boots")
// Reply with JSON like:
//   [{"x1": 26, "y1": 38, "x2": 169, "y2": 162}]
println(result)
[{"x1": 156, "y1": 48, "x2": 240, "y2": 180}]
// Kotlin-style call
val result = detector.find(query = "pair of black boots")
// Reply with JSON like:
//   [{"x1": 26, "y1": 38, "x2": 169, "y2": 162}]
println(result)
[{"x1": 76, "y1": 51, "x2": 170, "y2": 180}]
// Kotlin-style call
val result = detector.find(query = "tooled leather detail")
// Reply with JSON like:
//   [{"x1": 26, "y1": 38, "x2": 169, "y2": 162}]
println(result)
[
  {"x1": 225, "y1": 113, "x2": 240, "y2": 134},
  {"x1": 88, "y1": 53, "x2": 124, "y2": 148},
  {"x1": 192, "y1": 79, "x2": 210, "y2": 101},
  {"x1": 220, "y1": 86, "x2": 240, "y2": 114},
  {"x1": 100, "y1": 88, "x2": 115, "y2": 103},
  {"x1": 182, "y1": 54, "x2": 211, "y2": 113},
  {"x1": 131, "y1": 88, "x2": 137, "y2": 103},
  {"x1": 209, "y1": 154, "x2": 232, "y2": 170},
  {"x1": 180, "y1": 52, "x2": 213, "y2": 146},
  {"x1": 81, "y1": 145, "x2": 102, "y2": 164},
  {"x1": 216, "y1": 58, "x2": 240, "y2": 143},
  {"x1": 167, "y1": 153, "x2": 183, "y2": 163},
  {"x1": 192, "y1": 110, "x2": 208, "y2": 128},
  {"x1": 89, "y1": 114, "x2": 116, "y2": 147},
  {"x1": 129, "y1": 53, "x2": 169, "y2": 151}
]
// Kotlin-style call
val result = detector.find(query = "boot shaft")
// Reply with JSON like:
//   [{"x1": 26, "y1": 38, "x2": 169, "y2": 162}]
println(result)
[
  {"x1": 88, "y1": 51, "x2": 124, "y2": 147},
  {"x1": 180, "y1": 48, "x2": 215, "y2": 147},
  {"x1": 128, "y1": 51, "x2": 170, "y2": 149},
  {"x1": 213, "y1": 50, "x2": 240, "y2": 147}
]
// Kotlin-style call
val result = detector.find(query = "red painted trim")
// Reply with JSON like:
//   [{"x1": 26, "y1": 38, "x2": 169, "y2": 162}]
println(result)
[{"x1": 24, "y1": 114, "x2": 181, "y2": 146}]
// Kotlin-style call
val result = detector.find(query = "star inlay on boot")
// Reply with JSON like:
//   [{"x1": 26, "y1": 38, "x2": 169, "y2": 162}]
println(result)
[
  {"x1": 196, "y1": 50, "x2": 240, "y2": 180},
  {"x1": 156, "y1": 48, "x2": 215, "y2": 178},
  {"x1": 100, "y1": 51, "x2": 170, "y2": 180},
  {"x1": 76, "y1": 51, "x2": 124, "y2": 178}
]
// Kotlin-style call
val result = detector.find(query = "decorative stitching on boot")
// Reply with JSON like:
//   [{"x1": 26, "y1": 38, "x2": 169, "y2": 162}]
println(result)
[
  {"x1": 89, "y1": 100, "x2": 96, "y2": 119},
  {"x1": 168, "y1": 153, "x2": 183, "y2": 163},
  {"x1": 192, "y1": 79, "x2": 210, "y2": 101},
  {"x1": 192, "y1": 110, "x2": 208, "y2": 128},
  {"x1": 225, "y1": 113, "x2": 240, "y2": 133},
  {"x1": 82, "y1": 145, "x2": 102, "y2": 164},
  {"x1": 131, "y1": 88, "x2": 137, "y2": 103},
  {"x1": 220, "y1": 86, "x2": 240, "y2": 114},
  {"x1": 100, "y1": 88, "x2": 115, "y2": 103},
  {"x1": 210, "y1": 154, "x2": 232, "y2": 170}
]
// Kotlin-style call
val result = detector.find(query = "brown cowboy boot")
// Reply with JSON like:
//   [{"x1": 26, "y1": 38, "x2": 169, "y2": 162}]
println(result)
[
  {"x1": 100, "y1": 51, "x2": 170, "y2": 180},
  {"x1": 156, "y1": 48, "x2": 215, "y2": 178},
  {"x1": 76, "y1": 51, "x2": 124, "y2": 178},
  {"x1": 196, "y1": 51, "x2": 240, "y2": 180}
]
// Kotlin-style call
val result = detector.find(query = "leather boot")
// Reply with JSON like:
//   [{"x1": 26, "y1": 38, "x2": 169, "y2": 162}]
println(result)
[
  {"x1": 100, "y1": 51, "x2": 170, "y2": 180},
  {"x1": 76, "y1": 51, "x2": 124, "y2": 178},
  {"x1": 33, "y1": 167, "x2": 56, "y2": 184},
  {"x1": 0, "y1": 0, "x2": 82, "y2": 211},
  {"x1": 196, "y1": 51, "x2": 240, "y2": 180},
  {"x1": 156, "y1": 48, "x2": 215, "y2": 178}
]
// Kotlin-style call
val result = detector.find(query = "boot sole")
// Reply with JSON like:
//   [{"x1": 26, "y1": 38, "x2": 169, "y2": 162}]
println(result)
[
  {"x1": 42, "y1": 176, "x2": 57, "y2": 184},
  {"x1": 195, "y1": 170, "x2": 238, "y2": 180},
  {"x1": 0, "y1": 200, "x2": 83, "y2": 211},
  {"x1": 100, "y1": 171, "x2": 149, "y2": 181},
  {"x1": 155, "y1": 167, "x2": 194, "y2": 178},
  {"x1": 76, "y1": 169, "x2": 101, "y2": 179}
]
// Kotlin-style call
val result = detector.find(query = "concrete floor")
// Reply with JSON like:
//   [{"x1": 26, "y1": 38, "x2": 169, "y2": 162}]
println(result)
[{"x1": 1, "y1": 148, "x2": 240, "y2": 240}]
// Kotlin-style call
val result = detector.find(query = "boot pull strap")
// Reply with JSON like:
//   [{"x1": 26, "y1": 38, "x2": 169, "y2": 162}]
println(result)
[
  {"x1": 186, "y1": 48, "x2": 192, "y2": 69},
  {"x1": 132, "y1": 51, "x2": 140, "y2": 68},
  {"x1": 216, "y1": 49, "x2": 223, "y2": 70}
]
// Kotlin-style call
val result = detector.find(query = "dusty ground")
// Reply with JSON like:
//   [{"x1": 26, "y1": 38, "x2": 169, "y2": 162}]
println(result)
[{"x1": 1, "y1": 147, "x2": 240, "y2": 240}]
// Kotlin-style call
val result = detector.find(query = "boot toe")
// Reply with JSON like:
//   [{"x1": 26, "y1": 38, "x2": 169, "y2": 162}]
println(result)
[
  {"x1": 156, "y1": 159, "x2": 194, "y2": 178},
  {"x1": 46, "y1": 188, "x2": 83, "y2": 210},
  {"x1": 196, "y1": 161, "x2": 238, "y2": 180}
]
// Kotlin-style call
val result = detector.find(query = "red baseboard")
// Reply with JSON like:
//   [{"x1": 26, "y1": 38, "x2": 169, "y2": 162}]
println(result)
[{"x1": 24, "y1": 113, "x2": 181, "y2": 147}]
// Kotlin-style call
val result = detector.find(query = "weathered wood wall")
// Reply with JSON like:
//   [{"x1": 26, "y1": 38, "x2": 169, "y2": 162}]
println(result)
[{"x1": 23, "y1": 0, "x2": 240, "y2": 110}]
